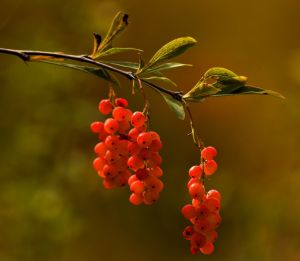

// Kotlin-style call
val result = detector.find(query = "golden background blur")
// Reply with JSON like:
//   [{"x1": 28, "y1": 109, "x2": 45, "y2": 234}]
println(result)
[{"x1": 0, "y1": 0, "x2": 299, "y2": 260}]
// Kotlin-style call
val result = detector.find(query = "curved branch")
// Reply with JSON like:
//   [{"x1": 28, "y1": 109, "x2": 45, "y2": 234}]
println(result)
[
  {"x1": 0, "y1": 47, "x2": 183, "y2": 101},
  {"x1": 0, "y1": 48, "x2": 135, "y2": 80}
]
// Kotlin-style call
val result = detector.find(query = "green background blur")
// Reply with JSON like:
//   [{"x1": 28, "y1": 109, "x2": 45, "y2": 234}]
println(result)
[{"x1": 0, "y1": 0, "x2": 299, "y2": 260}]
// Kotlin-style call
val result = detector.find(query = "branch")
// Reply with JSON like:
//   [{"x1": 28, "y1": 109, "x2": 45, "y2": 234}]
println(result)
[
  {"x1": 0, "y1": 47, "x2": 183, "y2": 101},
  {"x1": 0, "y1": 48, "x2": 135, "y2": 80}
]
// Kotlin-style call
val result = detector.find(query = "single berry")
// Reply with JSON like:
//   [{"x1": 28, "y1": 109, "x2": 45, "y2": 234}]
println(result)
[
  {"x1": 204, "y1": 160, "x2": 218, "y2": 176},
  {"x1": 207, "y1": 189, "x2": 221, "y2": 200},
  {"x1": 200, "y1": 242, "x2": 215, "y2": 255},
  {"x1": 181, "y1": 204, "x2": 197, "y2": 219},
  {"x1": 127, "y1": 156, "x2": 144, "y2": 171},
  {"x1": 99, "y1": 99, "x2": 113, "y2": 115},
  {"x1": 189, "y1": 165, "x2": 203, "y2": 178},
  {"x1": 90, "y1": 121, "x2": 104, "y2": 133},
  {"x1": 137, "y1": 132, "x2": 153, "y2": 148},
  {"x1": 112, "y1": 107, "x2": 132, "y2": 121},
  {"x1": 130, "y1": 180, "x2": 145, "y2": 194},
  {"x1": 129, "y1": 193, "x2": 143, "y2": 205},
  {"x1": 135, "y1": 168, "x2": 149, "y2": 180},
  {"x1": 204, "y1": 197, "x2": 220, "y2": 212},
  {"x1": 201, "y1": 146, "x2": 217, "y2": 160},
  {"x1": 131, "y1": 111, "x2": 146, "y2": 128},
  {"x1": 188, "y1": 183, "x2": 205, "y2": 199},
  {"x1": 104, "y1": 118, "x2": 119, "y2": 134},
  {"x1": 115, "y1": 98, "x2": 128, "y2": 107},
  {"x1": 93, "y1": 157, "x2": 106, "y2": 171},
  {"x1": 94, "y1": 142, "x2": 107, "y2": 156},
  {"x1": 182, "y1": 226, "x2": 194, "y2": 240}
]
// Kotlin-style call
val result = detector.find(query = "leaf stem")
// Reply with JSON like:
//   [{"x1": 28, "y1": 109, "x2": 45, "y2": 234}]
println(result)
[{"x1": 183, "y1": 100, "x2": 204, "y2": 149}]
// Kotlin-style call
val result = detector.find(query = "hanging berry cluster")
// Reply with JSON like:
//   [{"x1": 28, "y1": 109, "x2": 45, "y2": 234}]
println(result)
[
  {"x1": 182, "y1": 146, "x2": 221, "y2": 255},
  {"x1": 90, "y1": 97, "x2": 164, "y2": 205}
]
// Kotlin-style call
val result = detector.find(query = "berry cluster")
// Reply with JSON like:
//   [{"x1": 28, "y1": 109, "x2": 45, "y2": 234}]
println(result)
[
  {"x1": 91, "y1": 97, "x2": 163, "y2": 205},
  {"x1": 182, "y1": 146, "x2": 221, "y2": 255}
]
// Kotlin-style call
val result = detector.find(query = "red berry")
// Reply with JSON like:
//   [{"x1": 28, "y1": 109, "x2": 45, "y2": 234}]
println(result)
[
  {"x1": 99, "y1": 99, "x2": 113, "y2": 115},
  {"x1": 206, "y1": 230, "x2": 218, "y2": 243},
  {"x1": 128, "y1": 128, "x2": 141, "y2": 141},
  {"x1": 137, "y1": 132, "x2": 153, "y2": 148},
  {"x1": 118, "y1": 120, "x2": 131, "y2": 134},
  {"x1": 204, "y1": 198, "x2": 220, "y2": 212},
  {"x1": 130, "y1": 180, "x2": 145, "y2": 194},
  {"x1": 94, "y1": 142, "x2": 107, "y2": 156},
  {"x1": 201, "y1": 146, "x2": 217, "y2": 160},
  {"x1": 207, "y1": 213, "x2": 222, "y2": 228},
  {"x1": 104, "y1": 150, "x2": 119, "y2": 164},
  {"x1": 135, "y1": 168, "x2": 149, "y2": 180},
  {"x1": 128, "y1": 175, "x2": 138, "y2": 186},
  {"x1": 104, "y1": 135, "x2": 120, "y2": 150},
  {"x1": 131, "y1": 111, "x2": 146, "y2": 128},
  {"x1": 143, "y1": 190, "x2": 159, "y2": 205},
  {"x1": 127, "y1": 156, "x2": 144, "y2": 171},
  {"x1": 112, "y1": 107, "x2": 132, "y2": 121},
  {"x1": 207, "y1": 189, "x2": 221, "y2": 200},
  {"x1": 194, "y1": 218, "x2": 210, "y2": 233},
  {"x1": 147, "y1": 152, "x2": 162, "y2": 167},
  {"x1": 187, "y1": 178, "x2": 199, "y2": 188},
  {"x1": 148, "y1": 131, "x2": 160, "y2": 141},
  {"x1": 200, "y1": 242, "x2": 215, "y2": 255},
  {"x1": 128, "y1": 142, "x2": 141, "y2": 155},
  {"x1": 191, "y1": 233, "x2": 206, "y2": 248},
  {"x1": 115, "y1": 98, "x2": 128, "y2": 107},
  {"x1": 181, "y1": 204, "x2": 197, "y2": 219},
  {"x1": 104, "y1": 118, "x2": 119, "y2": 134},
  {"x1": 196, "y1": 204, "x2": 209, "y2": 218},
  {"x1": 149, "y1": 139, "x2": 162, "y2": 151},
  {"x1": 93, "y1": 157, "x2": 106, "y2": 171},
  {"x1": 149, "y1": 166, "x2": 163, "y2": 177},
  {"x1": 189, "y1": 183, "x2": 205, "y2": 199},
  {"x1": 189, "y1": 165, "x2": 203, "y2": 178},
  {"x1": 90, "y1": 121, "x2": 104, "y2": 133},
  {"x1": 190, "y1": 246, "x2": 199, "y2": 255},
  {"x1": 102, "y1": 164, "x2": 118, "y2": 177},
  {"x1": 204, "y1": 160, "x2": 218, "y2": 176},
  {"x1": 102, "y1": 178, "x2": 115, "y2": 189},
  {"x1": 182, "y1": 226, "x2": 194, "y2": 240},
  {"x1": 129, "y1": 193, "x2": 143, "y2": 205}
]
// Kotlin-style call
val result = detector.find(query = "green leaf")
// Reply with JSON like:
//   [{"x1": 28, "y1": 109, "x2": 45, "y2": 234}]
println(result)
[
  {"x1": 183, "y1": 82, "x2": 220, "y2": 102},
  {"x1": 183, "y1": 67, "x2": 251, "y2": 102},
  {"x1": 152, "y1": 89, "x2": 185, "y2": 120},
  {"x1": 212, "y1": 85, "x2": 285, "y2": 99},
  {"x1": 103, "y1": 60, "x2": 139, "y2": 70},
  {"x1": 142, "y1": 37, "x2": 197, "y2": 71},
  {"x1": 97, "y1": 47, "x2": 143, "y2": 58},
  {"x1": 203, "y1": 67, "x2": 238, "y2": 81},
  {"x1": 141, "y1": 76, "x2": 177, "y2": 87},
  {"x1": 142, "y1": 62, "x2": 192, "y2": 74},
  {"x1": 40, "y1": 60, "x2": 119, "y2": 86},
  {"x1": 91, "y1": 12, "x2": 129, "y2": 58}
]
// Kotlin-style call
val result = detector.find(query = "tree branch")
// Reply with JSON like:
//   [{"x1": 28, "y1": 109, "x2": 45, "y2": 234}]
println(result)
[{"x1": 0, "y1": 47, "x2": 183, "y2": 101}]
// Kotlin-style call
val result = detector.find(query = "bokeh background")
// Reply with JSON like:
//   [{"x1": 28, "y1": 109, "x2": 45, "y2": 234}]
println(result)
[{"x1": 0, "y1": 0, "x2": 299, "y2": 260}]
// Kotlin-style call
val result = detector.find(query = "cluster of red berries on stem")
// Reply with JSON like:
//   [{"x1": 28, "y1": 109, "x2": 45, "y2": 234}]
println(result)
[
  {"x1": 182, "y1": 146, "x2": 221, "y2": 255},
  {"x1": 90, "y1": 96, "x2": 163, "y2": 205}
]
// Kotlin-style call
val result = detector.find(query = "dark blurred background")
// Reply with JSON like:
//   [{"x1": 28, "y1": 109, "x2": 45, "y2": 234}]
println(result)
[{"x1": 0, "y1": 0, "x2": 299, "y2": 260}]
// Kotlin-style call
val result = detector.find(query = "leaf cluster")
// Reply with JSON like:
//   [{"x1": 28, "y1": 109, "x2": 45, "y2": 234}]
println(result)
[{"x1": 29, "y1": 11, "x2": 284, "y2": 120}]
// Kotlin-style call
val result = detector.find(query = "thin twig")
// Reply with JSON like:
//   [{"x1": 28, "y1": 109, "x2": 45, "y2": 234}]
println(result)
[{"x1": 183, "y1": 100, "x2": 204, "y2": 149}]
